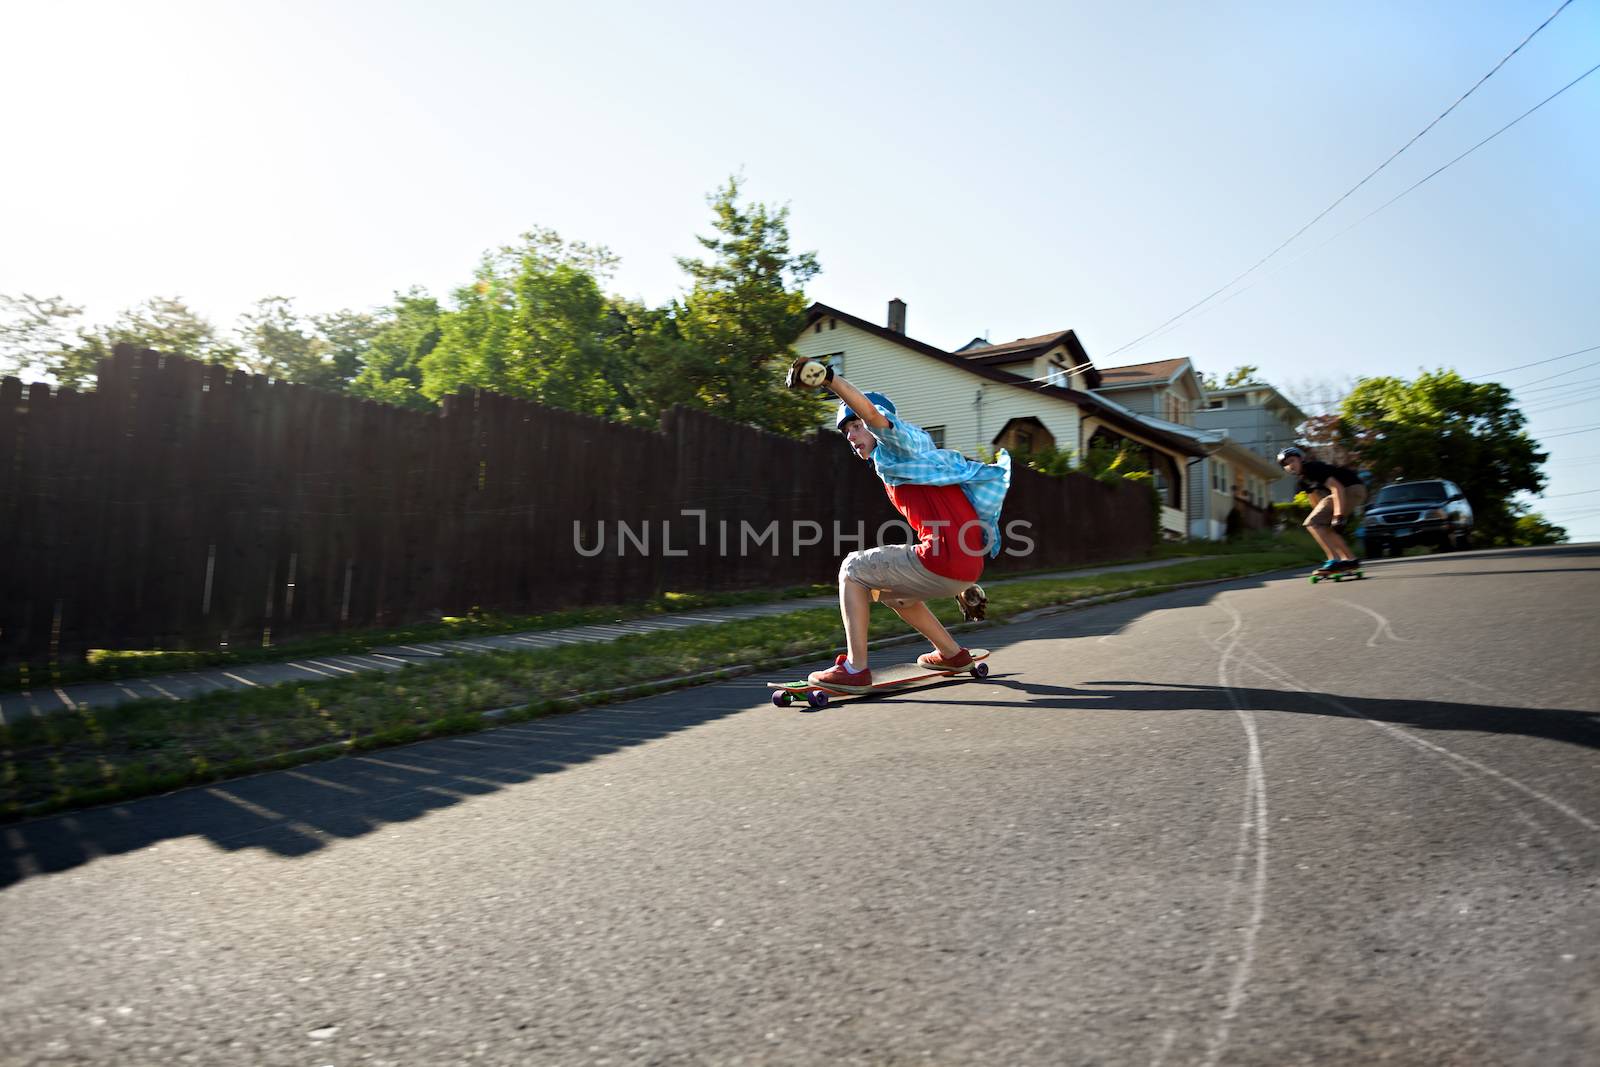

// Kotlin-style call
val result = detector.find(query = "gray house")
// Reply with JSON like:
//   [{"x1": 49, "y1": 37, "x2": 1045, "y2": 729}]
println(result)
[{"x1": 1191, "y1": 383, "x2": 1307, "y2": 504}]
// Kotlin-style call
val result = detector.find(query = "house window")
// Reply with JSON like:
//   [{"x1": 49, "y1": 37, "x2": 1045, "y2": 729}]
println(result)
[
  {"x1": 814, "y1": 322, "x2": 821, "y2": 334},
  {"x1": 829, "y1": 319, "x2": 837, "y2": 330},
  {"x1": 1206, "y1": 399, "x2": 1224, "y2": 409},
  {"x1": 820, "y1": 351, "x2": 845, "y2": 377},
  {"x1": 924, "y1": 425, "x2": 946, "y2": 448},
  {"x1": 1047, "y1": 362, "x2": 1067, "y2": 387}
]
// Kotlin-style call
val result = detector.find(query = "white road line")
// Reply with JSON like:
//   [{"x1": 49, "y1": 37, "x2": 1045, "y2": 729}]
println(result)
[
  {"x1": 1230, "y1": 641, "x2": 1599, "y2": 836},
  {"x1": 289, "y1": 662, "x2": 340, "y2": 679},
  {"x1": 1200, "y1": 597, "x2": 1271, "y2": 1067},
  {"x1": 306, "y1": 659, "x2": 357, "y2": 675}
]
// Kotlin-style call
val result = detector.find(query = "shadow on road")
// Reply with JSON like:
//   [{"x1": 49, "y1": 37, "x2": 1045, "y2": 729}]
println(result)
[
  {"x1": 964, "y1": 678, "x2": 1600, "y2": 752},
  {"x1": 5, "y1": 544, "x2": 1593, "y2": 890}
]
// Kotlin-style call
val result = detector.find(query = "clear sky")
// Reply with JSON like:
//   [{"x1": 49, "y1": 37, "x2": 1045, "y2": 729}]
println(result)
[{"x1": 3, "y1": 1, "x2": 1597, "y2": 536}]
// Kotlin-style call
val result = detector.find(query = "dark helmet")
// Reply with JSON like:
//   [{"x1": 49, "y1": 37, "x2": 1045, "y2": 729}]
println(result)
[
  {"x1": 836, "y1": 391, "x2": 896, "y2": 432},
  {"x1": 1276, "y1": 446, "x2": 1305, "y2": 465}
]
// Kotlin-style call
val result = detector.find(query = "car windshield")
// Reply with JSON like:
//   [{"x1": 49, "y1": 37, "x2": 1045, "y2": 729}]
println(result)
[{"x1": 1374, "y1": 483, "x2": 1446, "y2": 505}]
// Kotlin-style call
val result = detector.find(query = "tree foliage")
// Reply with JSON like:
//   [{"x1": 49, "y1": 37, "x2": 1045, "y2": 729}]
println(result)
[
  {"x1": 0, "y1": 293, "x2": 97, "y2": 387},
  {"x1": 635, "y1": 178, "x2": 828, "y2": 436},
  {"x1": 419, "y1": 230, "x2": 625, "y2": 417},
  {"x1": 1338, "y1": 369, "x2": 1546, "y2": 546},
  {"x1": 105, "y1": 297, "x2": 242, "y2": 367},
  {"x1": 1512, "y1": 513, "x2": 1567, "y2": 546},
  {"x1": 2, "y1": 177, "x2": 830, "y2": 439},
  {"x1": 1202, "y1": 364, "x2": 1261, "y2": 391},
  {"x1": 348, "y1": 289, "x2": 443, "y2": 410}
]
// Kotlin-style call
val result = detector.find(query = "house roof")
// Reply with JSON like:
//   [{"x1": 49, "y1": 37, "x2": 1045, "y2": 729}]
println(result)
[
  {"x1": 801, "y1": 303, "x2": 1203, "y2": 457},
  {"x1": 949, "y1": 329, "x2": 1102, "y2": 389},
  {"x1": 1094, "y1": 358, "x2": 1193, "y2": 390}
]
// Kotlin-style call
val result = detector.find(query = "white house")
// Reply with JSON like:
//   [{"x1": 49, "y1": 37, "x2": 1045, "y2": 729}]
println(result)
[{"x1": 791, "y1": 300, "x2": 1206, "y2": 539}]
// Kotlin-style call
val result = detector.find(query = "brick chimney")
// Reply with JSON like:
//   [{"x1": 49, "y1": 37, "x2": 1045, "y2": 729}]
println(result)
[{"x1": 887, "y1": 298, "x2": 906, "y2": 334}]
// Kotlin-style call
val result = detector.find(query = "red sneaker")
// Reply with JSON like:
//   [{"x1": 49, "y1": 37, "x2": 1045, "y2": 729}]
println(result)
[
  {"x1": 917, "y1": 648, "x2": 974, "y2": 673},
  {"x1": 807, "y1": 658, "x2": 873, "y2": 693}
]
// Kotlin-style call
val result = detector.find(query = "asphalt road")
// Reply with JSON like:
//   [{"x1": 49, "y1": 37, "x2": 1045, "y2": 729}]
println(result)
[{"x1": 2, "y1": 544, "x2": 1597, "y2": 1066}]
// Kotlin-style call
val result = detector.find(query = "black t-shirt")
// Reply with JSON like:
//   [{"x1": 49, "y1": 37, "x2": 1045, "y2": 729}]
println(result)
[{"x1": 1297, "y1": 460, "x2": 1362, "y2": 495}]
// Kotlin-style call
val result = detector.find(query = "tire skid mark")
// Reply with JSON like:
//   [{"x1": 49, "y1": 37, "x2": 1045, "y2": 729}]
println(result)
[{"x1": 1330, "y1": 598, "x2": 1410, "y2": 647}]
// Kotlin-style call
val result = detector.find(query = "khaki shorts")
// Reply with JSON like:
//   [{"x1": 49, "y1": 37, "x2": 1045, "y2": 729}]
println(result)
[
  {"x1": 840, "y1": 544, "x2": 974, "y2": 607},
  {"x1": 1304, "y1": 483, "x2": 1366, "y2": 527}
]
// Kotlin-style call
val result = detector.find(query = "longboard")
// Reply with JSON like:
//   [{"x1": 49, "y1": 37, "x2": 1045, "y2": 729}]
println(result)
[
  {"x1": 1309, "y1": 568, "x2": 1366, "y2": 584},
  {"x1": 768, "y1": 649, "x2": 991, "y2": 709}
]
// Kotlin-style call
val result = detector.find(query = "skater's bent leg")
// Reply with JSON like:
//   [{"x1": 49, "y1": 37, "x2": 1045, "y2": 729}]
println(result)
[
  {"x1": 1305, "y1": 523, "x2": 1335, "y2": 559},
  {"x1": 1325, "y1": 529, "x2": 1354, "y2": 560},
  {"x1": 886, "y1": 598, "x2": 963, "y2": 658},
  {"x1": 840, "y1": 575, "x2": 873, "y2": 669}
]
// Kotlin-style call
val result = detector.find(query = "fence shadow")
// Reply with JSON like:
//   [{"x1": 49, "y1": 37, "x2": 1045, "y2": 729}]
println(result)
[{"x1": 0, "y1": 684, "x2": 762, "y2": 890}]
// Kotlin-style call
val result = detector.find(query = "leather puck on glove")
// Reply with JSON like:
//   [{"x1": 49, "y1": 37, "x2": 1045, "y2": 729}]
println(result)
[
  {"x1": 798, "y1": 361, "x2": 830, "y2": 386},
  {"x1": 786, "y1": 357, "x2": 834, "y2": 389}
]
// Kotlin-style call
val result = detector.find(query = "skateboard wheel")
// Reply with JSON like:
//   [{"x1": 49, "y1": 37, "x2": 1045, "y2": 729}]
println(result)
[
  {"x1": 807, "y1": 690, "x2": 830, "y2": 709},
  {"x1": 772, "y1": 691, "x2": 793, "y2": 708},
  {"x1": 973, "y1": 662, "x2": 990, "y2": 679}
]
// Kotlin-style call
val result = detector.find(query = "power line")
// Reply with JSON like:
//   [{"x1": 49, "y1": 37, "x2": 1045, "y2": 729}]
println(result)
[
  {"x1": 1472, "y1": 343, "x2": 1600, "y2": 380},
  {"x1": 1542, "y1": 488, "x2": 1600, "y2": 498},
  {"x1": 1541, "y1": 423, "x2": 1600, "y2": 439},
  {"x1": 1100, "y1": 1, "x2": 1584, "y2": 361},
  {"x1": 1511, "y1": 355, "x2": 1600, "y2": 390},
  {"x1": 1511, "y1": 373, "x2": 1600, "y2": 395},
  {"x1": 1227, "y1": 59, "x2": 1600, "y2": 308}
]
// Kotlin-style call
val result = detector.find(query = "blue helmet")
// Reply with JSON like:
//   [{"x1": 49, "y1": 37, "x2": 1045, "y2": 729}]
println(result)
[{"x1": 836, "y1": 392, "x2": 895, "y2": 432}]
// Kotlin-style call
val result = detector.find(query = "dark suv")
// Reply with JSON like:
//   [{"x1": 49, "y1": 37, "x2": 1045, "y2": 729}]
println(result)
[{"x1": 1362, "y1": 480, "x2": 1474, "y2": 557}]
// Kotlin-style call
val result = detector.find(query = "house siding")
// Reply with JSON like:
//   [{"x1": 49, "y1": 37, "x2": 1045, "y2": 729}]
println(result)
[
  {"x1": 793, "y1": 320, "x2": 1082, "y2": 460},
  {"x1": 1194, "y1": 390, "x2": 1300, "y2": 503}
]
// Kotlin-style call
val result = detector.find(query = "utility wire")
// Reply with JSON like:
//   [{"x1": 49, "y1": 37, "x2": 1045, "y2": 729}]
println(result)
[
  {"x1": 1541, "y1": 423, "x2": 1600, "y2": 439},
  {"x1": 1511, "y1": 355, "x2": 1600, "y2": 390},
  {"x1": 1102, "y1": 0, "x2": 1586, "y2": 361},
  {"x1": 1472, "y1": 343, "x2": 1600, "y2": 380}
]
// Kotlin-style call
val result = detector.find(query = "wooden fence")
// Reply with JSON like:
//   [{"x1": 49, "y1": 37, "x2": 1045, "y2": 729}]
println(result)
[{"x1": 1, "y1": 347, "x2": 1154, "y2": 664}]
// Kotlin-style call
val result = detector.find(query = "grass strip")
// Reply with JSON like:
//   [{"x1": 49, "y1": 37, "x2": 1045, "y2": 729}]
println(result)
[
  {"x1": 0, "y1": 548, "x2": 1316, "y2": 821},
  {"x1": 2, "y1": 584, "x2": 835, "y2": 695}
]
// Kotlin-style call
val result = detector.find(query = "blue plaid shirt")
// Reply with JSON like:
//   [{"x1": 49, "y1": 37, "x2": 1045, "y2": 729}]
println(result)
[{"x1": 870, "y1": 410, "x2": 1012, "y2": 558}]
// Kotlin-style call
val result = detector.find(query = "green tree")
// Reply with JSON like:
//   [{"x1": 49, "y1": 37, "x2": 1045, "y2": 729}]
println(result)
[
  {"x1": 1338, "y1": 369, "x2": 1546, "y2": 546},
  {"x1": 237, "y1": 296, "x2": 340, "y2": 384},
  {"x1": 636, "y1": 178, "x2": 827, "y2": 436},
  {"x1": 0, "y1": 292, "x2": 101, "y2": 387},
  {"x1": 1512, "y1": 512, "x2": 1567, "y2": 546},
  {"x1": 349, "y1": 289, "x2": 444, "y2": 410},
  {"x1": 420, "y1": 229, "x2": 626, "y2": 417},
  {"x1": 1202, "y1": 364, "x2": 1261, "y2": 391},
  {"x1": 104, "y1": 297, "x2": 241, "y2": 367},
  {"x1": 312, "y1": 308, "x2": 383, "y2": 388}
]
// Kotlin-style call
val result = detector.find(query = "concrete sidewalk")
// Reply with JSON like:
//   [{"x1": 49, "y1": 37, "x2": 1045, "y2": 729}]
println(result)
[{"x1": 0, "y1": 557, "x2": 1199, "y2": 723}]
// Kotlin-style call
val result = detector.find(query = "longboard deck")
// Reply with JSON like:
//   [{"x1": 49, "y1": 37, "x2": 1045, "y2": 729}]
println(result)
[
  {"x1": 768, "y1": 649, "x2": 991, "y2": 708},
  {"x1": 1309, "y1": 569, "x2": 1366, "y2": 584}
]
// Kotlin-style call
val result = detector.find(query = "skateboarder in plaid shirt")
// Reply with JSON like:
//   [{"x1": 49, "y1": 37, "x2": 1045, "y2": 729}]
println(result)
[{"x1": 786, "y1": 356, "x2": 1011, "y2": 693}]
